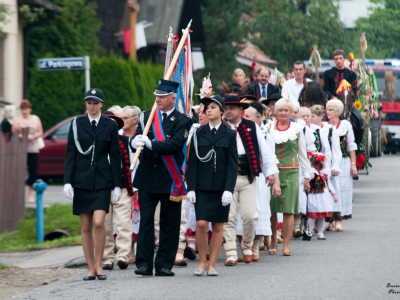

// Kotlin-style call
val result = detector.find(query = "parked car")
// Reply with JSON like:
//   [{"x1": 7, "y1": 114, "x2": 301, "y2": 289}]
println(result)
[{"x1": 38, "y1": 116, "x2": 78, "y2": 178}]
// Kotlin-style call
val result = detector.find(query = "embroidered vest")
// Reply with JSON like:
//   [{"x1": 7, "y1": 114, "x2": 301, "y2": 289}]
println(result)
[
  {"x1": 309, "y1": 172, "x2": 327, "y2": 194},
  {"x1": 313, "y1": 128, "x2": 322, "y2": 152},
  {"x1": 237, "y1": 119, "x2": 261, "y2": 176},
  {"x1": 339, "y1": 134, "x2": 349, "y2": 158}
]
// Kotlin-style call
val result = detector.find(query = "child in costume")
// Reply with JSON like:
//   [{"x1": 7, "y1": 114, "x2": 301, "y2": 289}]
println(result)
[{"x1": 306, "y1": 152, "x2": 338, "y2": 240}]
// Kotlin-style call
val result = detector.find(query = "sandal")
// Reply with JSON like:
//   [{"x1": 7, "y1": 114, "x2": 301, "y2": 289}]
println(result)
[{"x1": 282, "y1": 250, "x2": 292, "y2": 256}]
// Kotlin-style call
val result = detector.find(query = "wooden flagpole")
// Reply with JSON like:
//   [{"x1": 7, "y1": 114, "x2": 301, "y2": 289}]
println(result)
[{"x1": 129, "y1": 20, "x2": 192, "y2": 171}]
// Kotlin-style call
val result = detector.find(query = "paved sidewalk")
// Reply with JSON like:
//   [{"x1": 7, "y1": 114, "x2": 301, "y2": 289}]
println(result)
[
  {"x1": 0, "y1": 246, "x2": 86, "y2": 269},
  {"x1": 25, "y1": 185, "x2": 70, "y2": 209}
]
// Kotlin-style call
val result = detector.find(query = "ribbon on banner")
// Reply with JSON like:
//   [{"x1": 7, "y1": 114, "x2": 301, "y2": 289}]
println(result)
[{"x1": 151, "y1": 109, "x2": 187, "y2": 202}]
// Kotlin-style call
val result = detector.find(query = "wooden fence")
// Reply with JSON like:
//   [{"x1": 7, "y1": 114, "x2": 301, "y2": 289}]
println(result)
[{"x1": 0, "y1": 130, "x2": 28, "y2": 234}]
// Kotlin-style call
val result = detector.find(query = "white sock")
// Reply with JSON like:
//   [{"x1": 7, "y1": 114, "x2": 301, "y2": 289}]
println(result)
[
  {"x1": 317, "y1": 218, "x2": 325, "y2": 235},
  {"x1": 307, "y1": 218, "x2": 315, "y2": 233}
]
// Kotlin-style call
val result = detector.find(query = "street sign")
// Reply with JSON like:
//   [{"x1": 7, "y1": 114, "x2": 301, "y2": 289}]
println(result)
[
  {"x1": 37, "y1": 56, "x2": 91, "y2": 92},
  {"x1": 38, "y1": 57, "x2": 85, "y2": 71}
]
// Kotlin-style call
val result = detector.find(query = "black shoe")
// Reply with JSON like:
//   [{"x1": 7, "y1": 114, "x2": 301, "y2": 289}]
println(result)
[
  {"x1": 96, "y1": 274, "x2": 107, "y2": 280},
  {"x1": 83, "y1": 275, "x2": 96, "y2": 281},
  {"x1": 184, "y1": 246, "x2": 196, "y2": 260},
  {"x1": 117, "y1": 260, "x2": 129, "y2": 270},
  {"x1": 103, "y1": 262, "x2": 114, "y2": 270},
  {"x1": 155, "y1": 268, "x2": 175, "y2": 276},
  {"x1": 134, "y1": 266, "x2": 153, "y2": 276}
]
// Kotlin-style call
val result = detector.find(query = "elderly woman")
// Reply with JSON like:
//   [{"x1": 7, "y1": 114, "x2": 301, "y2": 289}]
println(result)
[
  {"x1": 12, "y1": 100, "x2": 43, "y2": 203},
  {"x1": 325, "y1": 99, "x2": 357, "y2": 231},
  {"x1": 1, "y1": 105, "x2": 16, "y2": 142},
  {"x1": 267, "y1": 98, "x2": 311, "y2": 256}
]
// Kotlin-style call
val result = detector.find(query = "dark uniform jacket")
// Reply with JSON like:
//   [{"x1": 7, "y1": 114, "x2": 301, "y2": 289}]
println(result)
[
  {"x1": 186, "y1": 124, "x2": 238, "y2": 193},
  {"x1": 64, "y1": 115, "x2": 121, "y2": 190},
  {"x1": 132, "y1": 109, "x2": 193, "y2": 194},
  {"x1": 245, "y1": 80, "x2": 279, "y2": 100},
  {"x1": 323, "y1": 67, "x2": 357, "y2": 99}
]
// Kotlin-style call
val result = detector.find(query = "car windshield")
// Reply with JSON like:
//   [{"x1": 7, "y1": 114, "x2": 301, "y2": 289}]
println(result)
[
  {"x1": 373, "y1": 70, "x2": 400, "y2": 100},
  {"x1": 51, "y1": 122, "x2": 70, "y2": 140}
]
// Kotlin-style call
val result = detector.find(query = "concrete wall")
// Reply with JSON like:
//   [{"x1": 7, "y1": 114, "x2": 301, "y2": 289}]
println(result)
[{"x1": 1, "y1": 0, "x2": 23, "y2": 114}]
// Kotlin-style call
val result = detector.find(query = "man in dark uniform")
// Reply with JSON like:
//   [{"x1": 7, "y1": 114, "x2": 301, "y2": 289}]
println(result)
[
  {"x1": 323, "y1": 49, "x2": 357, "y2": 99},
  {"x1": 130, "y1": 79, "x2": 193, "y2": 276},
  {"x1": 245, "y1": 67, "x2": 279, "y2": 100}
]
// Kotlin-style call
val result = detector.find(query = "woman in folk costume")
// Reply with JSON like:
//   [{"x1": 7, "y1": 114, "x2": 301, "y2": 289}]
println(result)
[
  {"x1": 292, "y1": 102, "x2": 316, "y2": 238},
  {"x1": 324, "y1": 99, "x2": 357, "y2": 231},
  {"x1": 236, "y1": 100, "x2": 278, "y2": 261},
  {"x1": 306, "y1": 152, "x2": 338, "y2": 240},
  {"x1": 267, "y1": 98, "x2": 311, "y2": 256},
  {"x1": 186, "y1": 95, "x2": 238, "y2": 276}
]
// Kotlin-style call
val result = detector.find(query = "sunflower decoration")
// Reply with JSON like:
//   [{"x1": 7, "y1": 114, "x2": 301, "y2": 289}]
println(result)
[{"x1": 354, "y1": 100, "x2": 362, "y2": 111}]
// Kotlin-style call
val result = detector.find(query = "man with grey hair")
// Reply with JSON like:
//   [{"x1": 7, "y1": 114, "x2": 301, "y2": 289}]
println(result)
[
  {"x1": 130, "y1": 79, "x2": 192, "y2": 276},
  {"x1": 245, "y1": 67, "x2": 279, "y2": 100},
  {"x1": 1, "y1": 105, "x2": 16, "y2": 142}
]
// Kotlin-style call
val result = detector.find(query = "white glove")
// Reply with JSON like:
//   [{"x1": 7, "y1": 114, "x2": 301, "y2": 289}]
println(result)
[
  {"x1": 221, "y1": 191, "x2": 233, "y2": 207},
  {"x1": 63, "y1": 184, "x2": 74, "y2": 200},
  {"x1": 138, "y1": 135, "x2": 152, "y2": 149},
  {"x1": 187, "y1": 191, "x2": 196, "y2": 204},
  {"x1": 131, "y1": 135, "x2": 145, "y2": 149},
  {"x1": 112, "y1": 187, "x2": 121, "y2": 204}
]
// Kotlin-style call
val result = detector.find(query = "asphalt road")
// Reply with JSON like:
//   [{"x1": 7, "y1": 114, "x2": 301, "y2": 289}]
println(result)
[{"x1": 15, "y1": 155, "x2": 400, "y2": 300}]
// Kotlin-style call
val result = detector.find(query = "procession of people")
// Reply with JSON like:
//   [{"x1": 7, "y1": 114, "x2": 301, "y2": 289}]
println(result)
[{"x1": 62, "y1": 49, "x2": 361, "y2": 280}]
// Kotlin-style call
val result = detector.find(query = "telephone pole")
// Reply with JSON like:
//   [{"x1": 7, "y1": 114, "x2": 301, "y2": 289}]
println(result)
[{"x1": 127, "y1": 0, "x2": 140, "y2": 60}]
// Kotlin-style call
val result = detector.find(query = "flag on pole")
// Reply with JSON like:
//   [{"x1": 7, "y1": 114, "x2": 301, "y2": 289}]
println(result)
[{"x1": 171, "y1": 30, "x2": 193, "y2": 115}]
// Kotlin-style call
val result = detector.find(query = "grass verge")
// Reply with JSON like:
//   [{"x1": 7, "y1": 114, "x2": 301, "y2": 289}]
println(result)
[{"x1": 0, "y1": 204, "x2": 82, "y2": 252}]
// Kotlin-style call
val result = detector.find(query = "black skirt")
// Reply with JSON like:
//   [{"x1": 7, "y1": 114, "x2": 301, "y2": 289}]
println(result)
[
  {"x1": 195, "y1": 190, "x2": 229, "y2": 223},
  {"x1": 73, "y1": 188, "x2": 111, "y2": 215}
]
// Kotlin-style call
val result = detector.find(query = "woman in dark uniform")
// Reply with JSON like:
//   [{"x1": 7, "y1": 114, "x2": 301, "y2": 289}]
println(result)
[
  {"x1": 63, "y1": 88, "x2": 121, "y2": 281},
  {"x1": 186, "y1": 95, "x2": 238, "y2": 276}
]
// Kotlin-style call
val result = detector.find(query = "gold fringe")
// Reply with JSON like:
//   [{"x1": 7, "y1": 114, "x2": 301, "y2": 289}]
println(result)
[{"x1": 169, "y1": 195, "x2": 186, "y2": 202}]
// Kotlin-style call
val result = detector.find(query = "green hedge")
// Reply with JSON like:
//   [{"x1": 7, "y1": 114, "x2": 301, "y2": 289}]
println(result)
[{"x1": 27, "y1": 55, "x2": 164, "y2": 131}]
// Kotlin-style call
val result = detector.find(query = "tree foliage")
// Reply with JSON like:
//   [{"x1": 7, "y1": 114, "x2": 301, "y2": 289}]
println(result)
[
  {"x1": 0, "y1": 2, "x2": 12, "y2": 37},
  {"x1": 244, "y1": 0, "x2": 345, "y2": 71},
  {"x1": 354, "y1": 0, "x2": 400, "y2": 58},
  {"x1": 27, "y1": 0, "x2": 102, "y2": 68},
  {"x1": 196, "y1": 0, "x2": 246, "y2": 86}
]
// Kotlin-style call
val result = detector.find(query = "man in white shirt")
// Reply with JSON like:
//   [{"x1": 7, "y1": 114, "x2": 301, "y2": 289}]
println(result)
[{"x1": 281, "y1": 61, "x2": 312, "y2": 102}]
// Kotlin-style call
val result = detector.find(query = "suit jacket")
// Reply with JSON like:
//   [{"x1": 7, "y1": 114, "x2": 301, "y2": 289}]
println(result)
[
  {"x1": 245, "y1": 81, "x2": 279, "y2": 100},
  {"x1": 64, "y1": 115, "x2": 121, "y2": 190},
  {"x1": 132, "y1": 109, "x2": 193, "y2": 193},
  {"x1": 186, "y1": 124, "x2": 238, "y2": 193}
]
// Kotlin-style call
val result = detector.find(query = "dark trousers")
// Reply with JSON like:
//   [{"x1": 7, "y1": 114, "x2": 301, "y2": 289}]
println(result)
[
  {"x1": 136, "y1": 191, "x2": 182, "y2": 271},
  {"x1": 27, "y1": 153, "x2": 38, "y2": 187}
]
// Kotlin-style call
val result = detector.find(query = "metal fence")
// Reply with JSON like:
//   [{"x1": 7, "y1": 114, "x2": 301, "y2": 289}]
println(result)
[{"x1": 0, "y1": 130, "x2": 28, "y2": 234}]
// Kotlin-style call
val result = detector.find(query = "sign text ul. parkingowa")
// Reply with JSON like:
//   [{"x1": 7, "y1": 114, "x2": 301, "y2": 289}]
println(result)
[{"x1": 38, "y1": 57, "x2": 85, "y2": 71}]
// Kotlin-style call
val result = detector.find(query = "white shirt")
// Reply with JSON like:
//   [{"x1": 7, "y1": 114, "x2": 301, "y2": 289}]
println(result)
[
  {"x1": 162, "y1": 108, "x2": 175, "y2": 119},
  {"x1": 227, "y1": 119, "x2": 279, "y2": 177},
  {"x1": 88, "y1": 114, "x2": 101, "y2": 126},
  {"x1": 281, "y1": 78, "x2": 312, "y2": 102},
  {"x1": 209, "y1": 122, "x2": 222, "y2": 131}
]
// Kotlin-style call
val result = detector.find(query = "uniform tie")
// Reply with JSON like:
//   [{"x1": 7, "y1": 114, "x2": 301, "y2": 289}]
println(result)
[
  {"x1": 211, "y1": 128, "x2": 217, "y2": 135},
  {"x1": 162, "y1": 113, "x2": 168, "y2": 124},
  {"x1": 91, "y1": 120, "x2": 97, "y2": 133},
  {"x1": 261, "y1": 85, "x2": 266, "y2": 98}
]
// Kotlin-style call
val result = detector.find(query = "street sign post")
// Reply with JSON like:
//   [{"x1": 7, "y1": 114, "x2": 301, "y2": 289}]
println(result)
[{"x1": 37, "y1": 56, "x2": 91, "y2": 92}]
